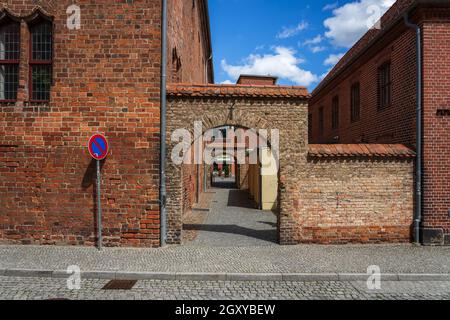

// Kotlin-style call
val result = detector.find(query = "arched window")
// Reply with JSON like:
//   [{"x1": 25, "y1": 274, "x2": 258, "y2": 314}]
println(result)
[
  {"x1": 0, "y1": 15, "x2": 20, "y2": 102},
  {"x1": 29, "y1": 18, "x2": 52, "y2": 102}
]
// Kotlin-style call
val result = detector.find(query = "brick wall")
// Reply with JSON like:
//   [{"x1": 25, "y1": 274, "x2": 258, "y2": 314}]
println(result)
[
  {"x1": 0, "y1": 0, "x2": 210, "y2": 247},
  {"x1": 237, "y1": 163, "x2": 249, "y2": 190},
  {"x1": 310, "y1": 3, "x2": 450, "y2": 245},
  {"x1": 309, "y1": 22, "x2": 417, "y2": 145},
  {"x1": 167, "y1": 0, "x2": 212, "y2": 84},
  {"x1": 166, "y1": 84, "x2": 310, "y2": 245},
  {"x1": 166, "y1": 84, "x2": 416, "y2": 245},
  {"x1": 298, "y1": 156, "x2": 414, "y2": 244},
  {"x1": 421, "y1": 8, "x2": 450, "y2": 244}
]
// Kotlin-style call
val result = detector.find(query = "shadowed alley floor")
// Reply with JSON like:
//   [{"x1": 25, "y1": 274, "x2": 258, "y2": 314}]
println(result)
[{"x1": 184, "y1": 179, "x2": 278, "y2": 247}]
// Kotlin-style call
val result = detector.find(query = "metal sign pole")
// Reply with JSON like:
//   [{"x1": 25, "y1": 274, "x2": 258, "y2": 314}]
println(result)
[
  {"x1": 96, "y1": 159, "x2": 102, "y2": 251},
  {"x1": 88, "y1": 134, "x2": 108, "y2": 251}
]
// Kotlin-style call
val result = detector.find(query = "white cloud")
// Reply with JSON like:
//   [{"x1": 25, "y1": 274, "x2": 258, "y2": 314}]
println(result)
[
  {"x1": 220, "y1": 80, "x2": 233, "y2": 85},
  {"x1": 303, "y1": 35, "x2": 324, "y2": 46},
  {"x1": 324, "y1": 53, "x2": 345, "y2": 66},
  {"x1": 324, "y1": 0, "x2": 395, "y2": 48},
  {"x1": 311, "y1": 46, "x2": 326, "y2": 53},
  {"x1": 221, "y1": 47, "x2": 319, "y2": 87},
  {"x1": 277, "y1": 21, "x2": 309, "y2": 39},
  {"x1": 323, "y1": 2, "x2": 339, "y2": 11}
]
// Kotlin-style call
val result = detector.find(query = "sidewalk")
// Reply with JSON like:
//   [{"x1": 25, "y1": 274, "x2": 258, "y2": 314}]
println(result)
[{"x1": 0, "y1": 244, "x2": 449, "y2": 281}]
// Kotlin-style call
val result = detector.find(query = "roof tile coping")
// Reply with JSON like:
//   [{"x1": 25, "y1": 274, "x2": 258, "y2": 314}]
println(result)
[
  {"x1": 167, "y1": 83, "x2": 310, "y2": 99},
  {"x1": 309, "y1": 144, "x2": 416, "y2": 158}
]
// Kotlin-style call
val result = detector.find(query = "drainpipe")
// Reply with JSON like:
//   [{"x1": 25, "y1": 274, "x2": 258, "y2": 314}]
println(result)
[
  {"x1": 205, "y1": 54, "x2": 212, "y2": 83},
  {"x1": 202, "y1": 56, "x2": 211, "y2": 192},
  {"x1": 160, "y1": 0, "x2": 168, "y2": 247},
  {"x1": 404, "y1": 13, "x2": 422, "y2": 245}
]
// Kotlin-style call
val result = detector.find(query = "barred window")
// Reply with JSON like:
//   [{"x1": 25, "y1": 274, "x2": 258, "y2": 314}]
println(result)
[
  {"x1": 331, "y1": 96, "x2": 339, "y2": 130},
  {"x1": 29, "y1": 20, "x2": 52, "y2": 102},
  {"x1": 319, "y1": 106, "x2": 324, "y2": 136},
  {"x1": 378, "y1": 62, "x2": 391, "y2": 110},
  {"x1": 351, "y1": 82, "x2": 360, "y2": 122},
  {"x1": 0, "y1": 20, "x2": 20, "y2": 101},
  {"x1": 308, "y1": 113, "x2": 313, "y2": 138}
]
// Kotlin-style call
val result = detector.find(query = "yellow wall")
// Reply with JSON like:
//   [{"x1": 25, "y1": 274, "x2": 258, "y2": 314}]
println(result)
[{"x1": 247, "y1": 148, "x2": 278, "y2": 211}]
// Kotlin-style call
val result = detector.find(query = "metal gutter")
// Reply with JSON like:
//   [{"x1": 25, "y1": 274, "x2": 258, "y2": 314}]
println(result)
[
  {"x1": 203, "y1": 0, "x2": 214, "y2": 83},
  {"x1": 160, "y1": 0, "x2": 168, "y2": 247},
  {"x1": 404, "y1": 12, "x2": 423, "y2": 245}
]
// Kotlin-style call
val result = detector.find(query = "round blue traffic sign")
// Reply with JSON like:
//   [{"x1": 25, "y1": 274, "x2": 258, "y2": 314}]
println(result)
[{"x1": 88, "y1": 134, "x2": 109, "y2": 160}]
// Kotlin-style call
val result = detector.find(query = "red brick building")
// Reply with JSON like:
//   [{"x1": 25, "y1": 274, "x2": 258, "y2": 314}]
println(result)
[
  {"x1": 0, "y1": 0, "x2": 212, "y2": 246},
  {"x1": 309, "y1": 0, "x2": 450, "y2": 245}
]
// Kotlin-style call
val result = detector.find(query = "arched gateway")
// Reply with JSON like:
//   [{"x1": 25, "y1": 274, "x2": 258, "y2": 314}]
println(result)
[
  {"x1": 165, "y1": 83, "x2": 415, "y2": 246},
  {"x1": 165, "y1": 83, "x2": 310, "y2": 245}
]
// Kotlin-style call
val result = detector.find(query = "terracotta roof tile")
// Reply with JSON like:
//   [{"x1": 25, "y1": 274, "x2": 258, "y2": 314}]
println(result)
[
  {"x1": 167, "y1": 83, "x2": 310, "y2": 99},
  {"x1": 309, "y1": 144, "x2": 416, "y2": 158}
]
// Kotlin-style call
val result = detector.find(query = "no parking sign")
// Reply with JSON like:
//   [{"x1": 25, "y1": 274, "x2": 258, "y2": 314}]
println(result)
[
  {"x1": 88, "y1": 134, "x2": 109, "y2": 160},
  {"x1": 88, "y1": 133, "x2": 109, "y2": 251}
]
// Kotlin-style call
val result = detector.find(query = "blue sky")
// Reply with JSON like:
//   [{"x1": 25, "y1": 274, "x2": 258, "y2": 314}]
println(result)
[{"x1": 209, "y1": 0, "x2": 395, "y2": 91}]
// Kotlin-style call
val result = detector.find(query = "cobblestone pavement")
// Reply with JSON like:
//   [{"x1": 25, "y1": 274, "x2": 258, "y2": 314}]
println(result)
[
  {"x1": 1, "y1": 244, "x2": 450, "y2": 274},
  {"x1": 0, "y1": 276, "x2": 449, "y2": 300},
  {"x1": 185, "y1": 183, "x2": 277, "y2": 247}
]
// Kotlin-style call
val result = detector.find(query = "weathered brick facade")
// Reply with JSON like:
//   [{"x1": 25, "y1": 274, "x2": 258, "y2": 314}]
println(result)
[
  {"x1": 166, "y1": 84, "x2": 415, "y2": 245},
  {"x1": 0, "y1": 0, "x2": 422, "y2": 247},
  {"x1": 167, "y1": 0, "x2": 213, "y2": 84},
  {"x1": 300, "y1": 152, "x2": 414, "y2": 244},
  {"x1": 166, "y1": 84, "x2": 310, "y2": 244},
  {"x1": 309, "y1": 0, "x2": 450, "y2": 245},
  {"x1": 0, "y1": 0, "x2": 211, "y2": 246},
  {"x1": 421, "y1": 7, "x2": 450, "y2": 244}
]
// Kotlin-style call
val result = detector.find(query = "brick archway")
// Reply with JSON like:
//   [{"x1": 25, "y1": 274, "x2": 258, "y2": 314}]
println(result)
[{"x1": 165, "y1": 84, "x2": 310, "y2": 245}]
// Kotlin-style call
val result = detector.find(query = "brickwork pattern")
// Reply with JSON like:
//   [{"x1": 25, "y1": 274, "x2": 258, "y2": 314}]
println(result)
[
  {"x1": 421, "y1": 10, "x2": 450, "y2": 244},
  {"x1": 165, "y1": 92, "x2": 308, "y2": 245},
  {"x1": 309, "y1": 3, "x2": 450, "y2": 245},
  {"x1": 0, "y1": 0, "x2": 211, "y2": 247},
  {"x1": 167, "y1": 0, "x2": 212, "y2": 84},
  {"x1": 299, "y1": 157, "x2": 414, "y2": 244},
  {"x1": 309, "y1": 23, "x2": 417, "y2": 145},
  {"x1": 166, "y1": 85, "x2": 414, "y2": 245}
]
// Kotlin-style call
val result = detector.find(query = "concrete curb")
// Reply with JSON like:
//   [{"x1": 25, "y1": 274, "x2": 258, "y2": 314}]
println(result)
[{"x1": 0, "y1": 269, "x2": 449, "y2": 282}]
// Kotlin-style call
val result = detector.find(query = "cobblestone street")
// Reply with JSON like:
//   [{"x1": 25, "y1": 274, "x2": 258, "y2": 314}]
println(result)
[
  {"x1": 185, "y1": 180, "x2": 278, "y2": 247},
  {"x1": 0, "y1": 276, "x2": 449, "y2": 300}
]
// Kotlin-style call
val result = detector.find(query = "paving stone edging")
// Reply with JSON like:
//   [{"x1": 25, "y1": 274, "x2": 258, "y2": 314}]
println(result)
[{"x1": 1, "y1": 269, "x2": 449, "y2": 282}]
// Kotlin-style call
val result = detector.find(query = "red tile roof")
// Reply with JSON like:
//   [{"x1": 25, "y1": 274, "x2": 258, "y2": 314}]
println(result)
[
  {"x1": 309, "y1": 144, "x2": 416, "y2": 158},
  {"x1": 312, "y1": 0, "x2": 416, "y2": 97},
  {"x1": 167, "y1": 83, "x2": 310, "y2": 99}
]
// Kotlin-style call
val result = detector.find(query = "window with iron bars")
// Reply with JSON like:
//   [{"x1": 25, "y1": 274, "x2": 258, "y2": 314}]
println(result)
[
  {"x1": 0, "y1": 20, "x2": 20, "y2": 102},
  {"x1": 29, "y1": 20, "x2": 52, "y2": 102},
  {"x1": 331, "y1": 96, "x2": 339, "y2": 130},
  {"x1": 308, "y1": 113, "x2": 313, "y2": 139},
  {"x1": 351, "y1": 82, "x2": 360, "y2": 122},
  {"x1": 378, "y1": 62, "x2": 391, "y2": 110},
  {"x1": 319, "y1": 106, "x2": 324, "y2": 136}
]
